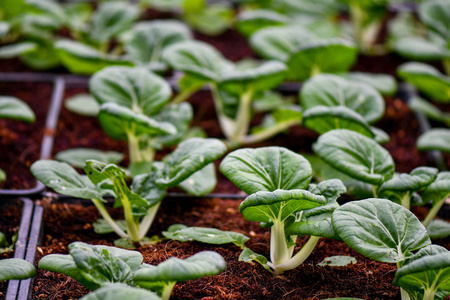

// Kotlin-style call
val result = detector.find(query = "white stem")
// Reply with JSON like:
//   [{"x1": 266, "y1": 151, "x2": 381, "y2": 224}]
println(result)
[
  {"x1": 400, "y1": 288, "x2": 411, "y2": 300},
  {"x1": 126, "y1": 128, "x2": 142, "y2": 164},
  {"x1": 422, "y1": 199, "x2": 445, "y2": 228},
  {"x1": 92, "y1": 199, "x2": 128, "y2": 239},
  {"x1": 232, "y1": 89, "x2": 253, "y2": 141},
  {"x1": 118, "y1": 182, "x2": 141, "y2": 242},
  {"x1": 138, "y1": 202, "x2": 162, "y2": 240},
  {"x1": 270, "y1": 220, "x2": 290, "y2": 266},
  {"x1": 273, "y1": 236, "x2": 320, "y2": 275},
  {"x1": 400, "y1": 193, "x2": 411, "y2": 210},
  {"x1": 240, "y1": 119, "x2": 301, "y2": 145},
  {"x1": 210, "y1": 83, "x2": 236, "y2": 141},
  {"x1": 161, "y1": 282, "x2": 176, "y2": 300}
]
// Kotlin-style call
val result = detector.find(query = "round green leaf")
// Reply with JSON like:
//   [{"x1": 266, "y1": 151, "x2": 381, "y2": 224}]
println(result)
[
  {"x1": 97, "y1": 103, "x2": 176, "y2": 140},
  {"x1": 80, "y1": 284, "x2": 161, "y2": 300},
  {"x1": 0, "y1": 258, "x2": 36, "y2": 281},
  {"x1": 236, "y1": 9, "x2": 290, "y2": 37},
  {"x1": 133, "y1": 251, "x2": 225, "y2": 284},
  {"x1": 417, "y1": 129, "x2": 450, "y2": 153},
  {"x1": 0, "y1": 96, "x2": 35, "y2": 123},
  {"x1": 313, "y1": 129, "x2": 395, "y2": 185},
  {"x1": 300, "y1": 74, "x2": 385, "y2": 124},
  {"x1": 240, "y1": 189, "x2": 326, "y2": 223},
  {"x1": 332, "y1": 198, "x2": 431, "y2": 263},
  {"x1": 90, "y1": 66, "x2": 172, "y2": 116},
  {"x1": 419, "y1": 0, "x2": 450, "y2": 41},
  {"x1": 249, "y1": 25, "x2": 316, "y2": 61},
  {"x1": 178, "y1": 163, "x2": 216, "y2": 196},
  {"x1": 393, "y1": 37, "x2": 448, "y2": 61},
  {"x1": 394, "y1": 245, "x2": 450, "y2": 299},
  {"x1": 303, "y1": 106, "x2": 375, "y2": 138},
  {"x1": 162, "y1": 40, "x2": 234, "y2": 82},
  {"x1": 427, "y1": 219, "x2": 450, "y2": 239},
  {"x1": 157, "y1": 138, "x2": 227, "y2": 187},
  {"x1": 337, "y1": 72, "x2": 398, "y2": 96},
  {"x1": 55, "y1": 148, "x2": 124, "y2": 168},
  {"x1": 398, "y1": 62, "x2": 450, "y2": 103},
  {"x1": 317, "y1": 256, "x2": 357, "y2": 267},
  {"x1": 30, "y1": 160, "x2": 101, "y2": 199},
  {"x1": 55, "y1": 40, "x2": 132, "y2": 75},
  {"x1": 218, "y1": 60, "x2": 287, "y2": 95},
  {"x1": 421, "y1": 171, "x2": 450, "y2": 206},
  {"x1": 64, "y1": 94, "x2": 100, "y2": 117},
  {"x1": 287, "y1": 38, "x2": 357, "y2": 81},
  {"x1": 124, "y1": 20, "x2": 192, "y2": 67},
  {"x1": 220, "y1": 147, "x2": 312, "y2": 195}
]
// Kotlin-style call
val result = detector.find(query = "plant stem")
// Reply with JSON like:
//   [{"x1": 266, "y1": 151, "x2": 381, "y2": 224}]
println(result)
[
  {"x1": 231, "y1": 88, "x2": 253, "y2": 142},
  {"x1": 372, "y1": 185, "x2": 378, "y2": 198},
  {"x1": 422, "y1": 199, "x2": 445, "y2": 227},
  {"x1": 443, "y1": 58, "x2": 450, "y2": 76},
  {"x1": 160, "y1": 282, "x2": 176, "y2": 300},
  {"x1": 92, "y1": 198, "x2": 128, "y2": 239},
  {"x1": 273, "y1": 236, "x2": 320, "y2": 275},
  {"x1": 126, "y1": 128, "x2": 142, "y2": 164},
  {"x1": 400, "y1": 287, "x2": 411, "y2": 300},
  {"x1": 270, "y1": 220, "x2": 290, "y2": 266},
  {"x1": 210, "y1": 83, "x2": 236, "y2": 141},
  {"x1": 138, "y1": 202, "x2": 162, "y2": 240},
  {"x1": 117, "y1": 180, "x2": 141, "y2": 241},
  {"x1": 240, "y1": 119, "x2": 301, "y2": 146},
  {"x1": 400, "y1": 193, "x2": 411, "y2": 210},
  {"x1": 172, "y1": 87, "x2": 197, "y2": 104}
]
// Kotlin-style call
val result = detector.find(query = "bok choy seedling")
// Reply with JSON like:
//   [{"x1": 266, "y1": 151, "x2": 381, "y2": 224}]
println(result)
[
  {"x1": 162, "y1": 40, "x2": 303, "y2": 147},
  {"x1": 31, "y1": 138, "x2": 227, "y2": 246},
  {"x1": 38, "y1": 242, "x2": 226, "y2": 300},
  {"x1": 0, "y1": 258, "x2": 36, "y2": 282},
  {"x1": 220, "y1": 146, "x2": 346, "y2": 274},
  {"x1": 332, "y1": 198, "x2": 432, "y2": 300}
]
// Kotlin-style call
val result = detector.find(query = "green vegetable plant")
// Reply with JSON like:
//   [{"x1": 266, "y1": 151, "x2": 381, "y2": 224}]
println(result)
[
  {"x1": 162, "y1": 40, "x2": 302, "y2": 147},
  {"x1": 313, "y1": 129, "x2": 448, "y2": 233},
  {"x1": 31, "y1": 138, "x2": 227, "y2": 246},
  {"x1": 0, "y1": 96, "x2": 35, "y2": 182},
  {"x1": 220, "y1": 146, "x2": 347, "y2": 274},
  {"x1": 38, "y1": 241, "x2": 226, "y2": 300},
  {"x1": 332, "y1": 198, "x2": 432, "y2": 300},
  {"x1": 0, "y1": 258, "x2": 36, "y2": 282}
]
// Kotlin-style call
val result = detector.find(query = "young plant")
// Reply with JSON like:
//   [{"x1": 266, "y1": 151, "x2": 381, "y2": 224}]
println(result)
[
  {"x1": 220, "y1": 146, "x2": 347, "y2": 274},
  {"x1": 332, "y1": 198, "x2": 432, "y2": 300},
  {"x1": 38, "y1": 242, "x2": 226, "y2": 300},
  {"x1": 31, "y1": 138, "x2": 227, "y2": 245},
  {"x1": 393, "y1": 245, "x2": 450, "y2": 300},
  {"x1": 313, "y1": 129, "x2": 447, "y2": 231},
  {"x1": 162, "y1": 40, "x2": 302, "y2": 147},
  {"x1": 0, "y1": 96, "x2": 35, "y2": 182}
]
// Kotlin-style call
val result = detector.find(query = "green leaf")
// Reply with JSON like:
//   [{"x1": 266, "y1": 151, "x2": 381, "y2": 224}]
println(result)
[
  {"x1": 240, "y1": 189, "x2": 326, "y2": 223},
  {"x1": 178, "y1": 163, "x2": 216, "y2": 196},
  {"x1": 249, "y1": 26, "x2": 316, "y2": 62},
  {"x1": 287, "y1": 38, "x2": 357, "y2": 81},
  {"x1": 0, "y1": 258, "x2": 36, "y2": 281},
  {"x1": 31, "y1": 160, "x2": 101, "y2": 199},
  {"x1": 0, "y1": 96, "x2": 35, "y2": 123},
  {"x1": 89, "y1": 66, "x2": 172, "y2": 116},
  {"x1": 397, "y1": 62, "x2": 450, "y2": 103},
  {"x1": 218, "y1": 60, "x2": 287, "y2": 95},
  {"x1": 303, "y1": 106, "x2": 375, "y2": 138},
  {"x1": 421, "y1": 172, "x2": 450, "y2": 206},
  {"x1": 157, "y1": 138, "x2": 227, "y2": 187},
  {"x1": 80, "y1": 283, "x2": 161, "y2": 300},
  {"x1": 394, "y1": 245, "x2": 450, "y2": 300},
  {"x1": 38, "y1": 254, "x2": 99, "y2": 290},
  {"x1": 378, "y1": 167, "x2": 439, "y2": 203},
  {"x1": 83, "y1": 160, "x2": 126, "y2": 186},
  {"x1": 332, "y1": 198, "x2": 431, "y2": 263},
  {"x1": 153, "y1": 102, "x2": 193, "y2": 147},
  {"x1": 0, "y1": 42, "x2": 37, "y2": 59},
  {"x1": 56, "y1": 40, "x2": 132, "y2": 75},
  {"x1": 97, "y1": 103, "x2": 177, "y2": 140},
  {"x1": 300, "y1": 74, "x2": 385, "y2": 124},
  {"x1": 313, "y1": 129, "x2": 395, "y2": 185},
  {"x1": 162, "y1": 40, "x2": 234, "y2": 82},
  {"x1": 317, "y1": 256, "x2": 357, "y2": 267},
  {"x1": 183, "y1": 5, "x2": 234, "y2": 36},
  {"x1": 90, "y1": 2, "x2": 140, "y2": 45},
  {"x1": 239, "y1": 247, "x2": 271, "y2": 271},
  {"x1": 133, "y1": 251, "x2": 226, "y2": 285},
  {"x1": 124, "y1": 20, "x2": 191, "y2": 68},
  {"x1": 64, "y1": 94, "x2": 100, "y2": 117},
  {"x1": 393, "y1": 37, "x2": 448, "y2": 61},
  {"x1": 20, "y1": 41, "x2": 60, "y2": 70},
  {"x1": 63, "y1": 2, "x2": 93, "y2": 33},
  {"x1": 220, "y1": 147, "x2": 312, "y2": 195},
  {"x1": 163, "y1": 224, "x2": 249, "y2": 249},
  {"x1": 427, "y1": 219, "x2": 450, "y2": 239},
  {"x1": 419, "y1": 0, "x2": 450, "y2": 42},
  {"x1": 337, "y1": 72, "x2": 398, "y2": 96},
  {"x1": 236, "y1": 9, "x2": 290, "y2": 37},
  {"x1": 131, "y1": 166, "x2": 167, "y2": 207},
  {"x1": 417, "y1": 129, "x2": 450, "y2": 153},
  {"x1": 408, "y1": 96, "x2": 450, "y2": 126},
  {"x1": 55, "y1": 148, "x2": 124, "y2": 168}
]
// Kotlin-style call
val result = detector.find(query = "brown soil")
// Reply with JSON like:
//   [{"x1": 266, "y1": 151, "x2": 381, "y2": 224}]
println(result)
[
  {"x1": 0, "y1": 199, "x2": 24, "y2": 298},
  {"x1": 0, "y1": 82, "x2": 52, "y2": 190},
  {"x1": 33, "y1": 197, "x2": 448, "y2": 300}
]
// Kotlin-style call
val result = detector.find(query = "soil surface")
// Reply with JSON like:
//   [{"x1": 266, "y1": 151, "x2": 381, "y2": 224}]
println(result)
[
  {"x1": 0, "y1": 82, "x2": 52, "y2": 190},
  {"x1": 32, "y1": 197, "x2": 450, "y2": 300}
]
